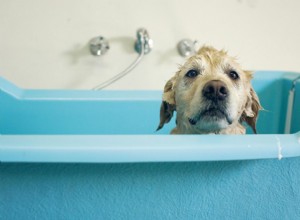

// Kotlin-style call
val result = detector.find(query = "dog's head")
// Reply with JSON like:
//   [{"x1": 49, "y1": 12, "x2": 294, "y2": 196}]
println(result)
[{"x1": 157, "y1": 46, "x2": 261, "y2": 134}]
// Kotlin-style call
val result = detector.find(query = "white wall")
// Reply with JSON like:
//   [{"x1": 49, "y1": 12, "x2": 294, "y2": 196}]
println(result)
[{"x1": 1, "y1": 0, "x2": 300, "y2": 89}]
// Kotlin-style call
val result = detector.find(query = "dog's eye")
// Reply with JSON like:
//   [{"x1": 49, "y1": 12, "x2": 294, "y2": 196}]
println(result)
[
  {"x1": 229, "y1": 71, "x2": 239, "y2": 80},
  {"x1": 185, "y1": 70, "x2": 199, "y2": 78}
]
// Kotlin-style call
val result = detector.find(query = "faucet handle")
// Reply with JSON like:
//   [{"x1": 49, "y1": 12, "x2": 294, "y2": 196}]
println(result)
[
  {"x1": 89, "y1": 36, "x2": 110, "y2": 56},
  {"x1": 177, "y1": 39, "x2": 198, "y2": 57},
  {"x1": 134, "y1": 28, "x2": 153, "y2": 55}
]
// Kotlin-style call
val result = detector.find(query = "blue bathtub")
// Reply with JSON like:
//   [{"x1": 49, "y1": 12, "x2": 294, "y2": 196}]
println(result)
[{"x1": 0, "y1": 71, "x2": 300, "y2": 219}]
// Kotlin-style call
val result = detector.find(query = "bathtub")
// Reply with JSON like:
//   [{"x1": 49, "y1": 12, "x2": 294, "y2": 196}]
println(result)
[{"x1": 0, "y1": 71, "x2": 300, "y2": 219}]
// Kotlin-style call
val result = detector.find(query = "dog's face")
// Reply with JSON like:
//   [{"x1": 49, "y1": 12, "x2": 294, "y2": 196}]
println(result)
[{"x1": 158, "y1": 46, "x2": 261, "y2": 134}]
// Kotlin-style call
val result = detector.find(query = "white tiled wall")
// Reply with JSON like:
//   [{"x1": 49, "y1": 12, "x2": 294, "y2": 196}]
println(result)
[{"x1": 1, "y1": 0, "x2": 300, "y2": 89}]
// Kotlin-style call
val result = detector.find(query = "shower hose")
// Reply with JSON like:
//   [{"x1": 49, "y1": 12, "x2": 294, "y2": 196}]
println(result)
[{"x1": 93, "y1": 40, "x2": 145, "y2": 90}]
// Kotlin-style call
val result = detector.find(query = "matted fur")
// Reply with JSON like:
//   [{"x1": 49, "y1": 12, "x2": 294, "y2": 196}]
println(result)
[{"x1": 157, "y1": 46, "x2": 261, "y2": 134}]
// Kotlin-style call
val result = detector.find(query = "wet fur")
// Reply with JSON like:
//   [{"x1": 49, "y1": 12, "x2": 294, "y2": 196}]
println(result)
[{"x1": 157, "y1": 46, "x2": 261, "y2": 134}]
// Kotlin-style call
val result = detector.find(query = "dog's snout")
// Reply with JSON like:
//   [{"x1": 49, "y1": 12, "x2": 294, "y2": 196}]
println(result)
[{"x1": 203, "y1": 80, "x2": 228, "y2": 101}]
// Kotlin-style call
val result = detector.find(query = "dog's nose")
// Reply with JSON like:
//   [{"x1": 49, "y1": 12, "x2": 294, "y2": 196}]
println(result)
[{"x1": 202, "y1": 80, "x2": 228, "y2": 101}]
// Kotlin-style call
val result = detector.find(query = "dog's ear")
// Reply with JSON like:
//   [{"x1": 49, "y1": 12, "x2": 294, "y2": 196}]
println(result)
[
  {"x1": 242, "y1": 86, "x2": 262, "y2": 134},
  {"x1": 157, "y1": 76, "x2": 177, "y2": 131}
]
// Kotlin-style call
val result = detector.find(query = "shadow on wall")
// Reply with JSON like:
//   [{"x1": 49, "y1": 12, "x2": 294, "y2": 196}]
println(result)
[{"x1": 64, "y1": 36, "x2": 136, "y2": 65}]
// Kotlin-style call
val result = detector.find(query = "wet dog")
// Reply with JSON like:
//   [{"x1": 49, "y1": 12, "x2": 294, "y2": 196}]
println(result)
[{"x1": 157, "y1": 46, "x2": 261, "y2": 134}]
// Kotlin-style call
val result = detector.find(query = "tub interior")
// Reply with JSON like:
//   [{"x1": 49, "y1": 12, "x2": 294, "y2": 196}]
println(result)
[{"x1": 0, "y1": 71, "x2": 299, "y2": 135}]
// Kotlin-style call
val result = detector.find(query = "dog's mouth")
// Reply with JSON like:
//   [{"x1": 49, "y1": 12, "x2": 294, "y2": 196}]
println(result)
[{"x1": 188, "y1": 107, "x2": 233, "y2": 126}]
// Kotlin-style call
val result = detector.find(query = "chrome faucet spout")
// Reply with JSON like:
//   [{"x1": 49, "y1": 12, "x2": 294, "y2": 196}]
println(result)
[{"x1": 135, "y1": 28, "x2": 153, "y2": 55}]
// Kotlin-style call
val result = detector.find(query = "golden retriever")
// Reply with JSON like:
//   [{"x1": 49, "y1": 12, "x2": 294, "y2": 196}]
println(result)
[{"x1": 157, "y1": 46, "x2": 261, "y2": 134}]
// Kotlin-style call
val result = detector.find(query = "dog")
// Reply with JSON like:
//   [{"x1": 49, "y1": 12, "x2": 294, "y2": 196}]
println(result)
[{"x1": 157, "y1": 46, "x2": 261, "y2": 134}]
